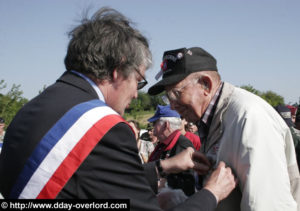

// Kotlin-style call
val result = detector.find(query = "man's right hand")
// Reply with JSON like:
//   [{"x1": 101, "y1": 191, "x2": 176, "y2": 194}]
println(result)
[
  {"x1": 160, "y1": 147, "x2": 211, "y2": 175},
  {"x1": 203, "y1": 161, "x2": 237, "y2": 203}
]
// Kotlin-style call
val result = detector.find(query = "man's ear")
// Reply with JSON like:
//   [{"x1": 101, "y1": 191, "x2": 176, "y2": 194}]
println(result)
[
  {"x1": 201, "y1": 75, "x2": 213, "y2": 95},
  {"x1": 112, "y1": 69, "x2": 118, "y2": 81},
  {"x1": 164, "y1": 121, "x2": 171, "y2": 131}
]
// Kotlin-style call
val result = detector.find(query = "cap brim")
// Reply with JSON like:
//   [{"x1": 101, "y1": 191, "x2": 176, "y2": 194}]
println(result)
[
  {"x1": 148, "y1": 116, "x2": 159, "y2": 123},
  {"x1": 148, "y1": 73, "x2": 189, "y2": 95}
]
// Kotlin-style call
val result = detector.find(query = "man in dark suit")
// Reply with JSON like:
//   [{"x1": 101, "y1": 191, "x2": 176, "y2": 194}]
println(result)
[{"x1": 0, "y1": 7, "x2": 236, "y2": 211}]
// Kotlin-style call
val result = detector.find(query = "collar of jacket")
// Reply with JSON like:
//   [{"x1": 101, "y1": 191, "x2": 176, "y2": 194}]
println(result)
[
  {"x1": 56, "y1": 71, "x2": 99, "y2": 99},
  {"x1": 202, "y1": 82, "x2": 235, "y2": 153}
]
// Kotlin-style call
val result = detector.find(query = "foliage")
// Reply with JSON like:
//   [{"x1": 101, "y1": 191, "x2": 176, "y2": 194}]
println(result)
[
  {"x1": 124, "y1": 91, "x2": 167, "y2": 127},
  {"x1": 126, "y1": 91, "x2": 167, "y2": 114},
  {"x1": 260, "y1": 91, "x2": 284, "y2": 107},
  {"x1": 240, "y1": 84, "x2": 284, "y2": 106},
  {"x1": 0, "y1": 80, "x2": 28, "y2": 128},
  {"x1": 240, "y1": 85, "x2": 260, "y2": 96}
]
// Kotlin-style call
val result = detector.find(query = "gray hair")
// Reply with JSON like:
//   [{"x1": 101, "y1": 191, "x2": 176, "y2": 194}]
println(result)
[
  {"x1": 64, "y1": 7, "x2": 152, "y2": 80},
  {"x1": 158, "y1": 117, "x2": 182, "y2": 131}
]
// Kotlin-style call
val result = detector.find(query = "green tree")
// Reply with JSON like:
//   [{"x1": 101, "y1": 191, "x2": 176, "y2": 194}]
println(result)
[
  {"x1": 240, "y1": 85, "x2": 261, "y2": 96},
  {"x1": 240, "y1": 84, "x2": 284, "y2": 107},
  {"x1": 150, "y1": 92, "x2": 167, "y2": 108},
  {"x1": 260, "y1": 91, "x2": 284, "y2": 107},
  {"x1": 0, "y1": 80, "x2": 28, "y2": 127},
  {"x1": 138, "y1": 92, "x2": 152, "y2": 110}
]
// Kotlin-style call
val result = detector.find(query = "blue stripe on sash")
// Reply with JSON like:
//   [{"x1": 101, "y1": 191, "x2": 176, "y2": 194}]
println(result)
[{"x1": 10, "y1": 99, "x2": 106, "y2": 198}]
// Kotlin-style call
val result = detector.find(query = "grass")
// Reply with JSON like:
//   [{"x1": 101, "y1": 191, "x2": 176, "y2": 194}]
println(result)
[{"x1": 124, "y1": 110, "x2": 155, "y2": 129}]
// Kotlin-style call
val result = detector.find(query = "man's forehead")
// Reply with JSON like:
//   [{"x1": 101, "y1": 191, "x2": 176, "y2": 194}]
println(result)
[{"x1": 165, "y1": 75, "x2": 190, "y2": 90}]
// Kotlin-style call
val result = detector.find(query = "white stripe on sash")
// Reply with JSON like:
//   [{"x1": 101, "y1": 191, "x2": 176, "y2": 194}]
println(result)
[{"x1": 19, "y1": 106, "x2": 116, "y2": 199}]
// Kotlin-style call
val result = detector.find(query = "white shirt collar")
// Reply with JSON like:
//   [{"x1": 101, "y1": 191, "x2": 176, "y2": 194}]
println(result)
[{"x1": 70, "y1": 70, "x2": 105, "y2": 102}]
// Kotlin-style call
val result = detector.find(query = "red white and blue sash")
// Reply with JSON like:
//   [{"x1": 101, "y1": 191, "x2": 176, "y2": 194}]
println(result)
[{"x1": 10, "y1": 99, "x2": 125, "y2": 199}]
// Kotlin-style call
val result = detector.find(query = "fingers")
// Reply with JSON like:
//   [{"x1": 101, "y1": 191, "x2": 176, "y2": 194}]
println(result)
[
  {"x1": 192, "y1": 151, "x2": 211, "y2": 167},
  {"x1": 192, "y1": 151, "x2": 211, "y2": 174},
  {"x1": 216, "y1": 161, "x2": 226, "y2": 168},
  {"x1": 161, "y1": 147, "x2": 195, "y2": 174},
  {"x1": 193, "y1": 162, "x2": 210, "y2": 175},
  {"x1": 185, "y1": 147, "x2": 195, "y2": 155},
  {"x1": 203, "y1": 161, "x2": 237, "y2": 203}
]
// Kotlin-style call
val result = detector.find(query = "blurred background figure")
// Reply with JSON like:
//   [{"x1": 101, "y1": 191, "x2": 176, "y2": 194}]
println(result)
[
  {"x1": 286, "y1": 105, "x2": 298, "y2": 124},
  {"x1": 275, "y1": 105, "x2": 300, "y2": 169},
  {"x1": 128, "y1": 120, "x2": 154, "y2": 163},
  {"x1": 274, "y1": 105, "x2": 300, "y2": 143},
  {"x1": 181, "y1": 118, "x2": 201, "y2": 151},
  {"x1": 0, "y1": 118, "x2": 5, "y2": 153},
  {"x1": 147, "y1": 123, "x2": 159, "y2": 147},
  {"x1": 148, "y1": 105, "x2": 195, "y2": 197},
  {"x1": 296, "y1": 115, "x2": 300, "y2": 131},
  {"x1": 186, "y1": 122, "x2": 199, "y2": 135},
  {"x1": 0, "y1": 118, "x2": 5, "y2": 142},
  {"x1": 141, "y1": 123, "x2": 159, "y2": 148}
]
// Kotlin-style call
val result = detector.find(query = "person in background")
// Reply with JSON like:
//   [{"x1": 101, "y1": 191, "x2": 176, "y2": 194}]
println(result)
[
  {"x1": 275, "y1": 105, "x2": 300, "y2": 144},
  {"x1": 0, "y1": 8, "x2": 236, "y2": 211},
  {"x1": 128, "y1": 120, "x2": 154, "y2": 163},
  {"x1": 141, "y1": 123, "x2": 159, "y2": 147},
  {"x1": 0, "y1": 118, "x2": 5, "y2": 153},
  {"x1": 287, "y1": 105, "x2": 298, "y2": 124},
  {"x1": 0, "y1": 118, "x2": 5, "y2": 142},
  {"x1": 148, "y1": 123, "x2": 159, "y2": 146},
  {"x1": 148, "y1": 47, "x2": 300, "y2": 211},
  {"x1": 296, "y1": 115, "x2": 300, "y2": 131},
  {"x1": 186, "y1": 122, "x2": 199, "y2": 135},
  {"x1": 148, "y1": 105, "x2": 196, "y2": 197},
  {"x1": 275, "y1": 105, "x2": 300, "y2": 170},
  {"x1": 181, "y1": 117, "x2": 201, "y2": 151}
]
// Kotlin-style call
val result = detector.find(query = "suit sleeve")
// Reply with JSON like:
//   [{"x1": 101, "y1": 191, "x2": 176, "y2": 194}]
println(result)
[
  {"x1": 59, "y1": 122, "x2": 217, "y2": 211},
  {"x1": 143, "y1": 161, "x2": 158, "y2": 194},
  {"x1": 170, "y1": 189, "x2": 217, "y2": 211}
]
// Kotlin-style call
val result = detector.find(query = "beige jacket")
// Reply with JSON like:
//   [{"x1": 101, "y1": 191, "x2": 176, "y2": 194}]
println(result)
[{"x1": 201, "y1": 82, "x2": 300, "y2": 211}]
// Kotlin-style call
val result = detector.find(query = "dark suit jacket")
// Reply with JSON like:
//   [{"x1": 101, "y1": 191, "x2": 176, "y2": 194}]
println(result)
[{"x1": 0, "y1": 71, "x2": 216, "y2": 211}]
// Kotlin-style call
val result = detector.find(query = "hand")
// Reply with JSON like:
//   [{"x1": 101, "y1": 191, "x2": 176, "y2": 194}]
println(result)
[
  {"x1": 203, "y1": 161, "x2": 237, "y2": 203},
  {"x1": 160, "y1": 147, "x2": 211, "y2": 174},
  {"x1": 192, "y1": 150, "x2": 212, "y2": 175}
]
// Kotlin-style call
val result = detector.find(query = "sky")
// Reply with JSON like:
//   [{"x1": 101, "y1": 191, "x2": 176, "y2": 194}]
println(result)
[{"x1": 0, "y1": 0, "x2": 299, "y2": 104}]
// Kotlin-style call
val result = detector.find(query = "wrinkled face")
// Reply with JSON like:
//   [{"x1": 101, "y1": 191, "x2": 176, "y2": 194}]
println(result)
[
  {"x1": 165, "y1": 74, "x2": 210, "y2": 123},
  {"x1": 148, "y1": 128, "x2": 158, "y2": 144},
  {"x1": 153, "y1": 120, "x2": 168, "y2": 142},
  {"x1": 108, "y1": 66, "x2": 147, "y2": 116}
]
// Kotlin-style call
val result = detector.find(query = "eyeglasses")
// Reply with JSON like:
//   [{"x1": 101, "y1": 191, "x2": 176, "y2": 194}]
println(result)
[
  {"x1": 134, "y1": 68, "x2": 148, "y2": 90},
  {"x1": 165, "y1": 78, "x2": 199, "y2": 102}
]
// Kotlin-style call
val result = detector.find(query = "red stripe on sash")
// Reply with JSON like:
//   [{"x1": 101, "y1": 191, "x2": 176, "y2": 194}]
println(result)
[{"x1": 37, "y1": 114, "x2": 125, "y2": 199}]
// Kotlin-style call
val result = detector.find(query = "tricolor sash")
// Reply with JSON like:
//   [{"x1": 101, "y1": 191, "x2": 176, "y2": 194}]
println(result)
[{"x1": 10, "y1": 99, "x2": 125, "y2": 199}]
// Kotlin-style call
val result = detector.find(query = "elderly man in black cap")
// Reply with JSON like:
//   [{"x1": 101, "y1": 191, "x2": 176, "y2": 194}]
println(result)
[{"x1": 148, "y1": 47, "x2": 300, "y2": 211}]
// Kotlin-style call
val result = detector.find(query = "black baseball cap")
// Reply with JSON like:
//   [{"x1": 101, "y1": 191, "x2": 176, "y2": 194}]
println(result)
[
  {"x1": 148, "y1": 47, "x2": 218, "y2": 95},
  {"x1": 274, "y1": 105, "x2": 294, "y2": 127},
  {"x1": 0, "y1": 117, "x2": 4, "y2": 123}
]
